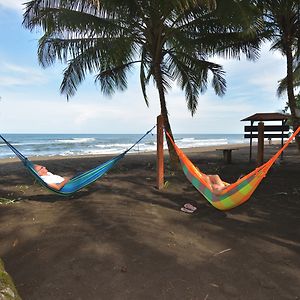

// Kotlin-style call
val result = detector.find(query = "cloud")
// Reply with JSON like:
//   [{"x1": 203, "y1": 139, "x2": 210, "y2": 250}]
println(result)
[
  {"x1": 0, "y1": 61, "x2": 48, "y2": 87},
  {"x1": 0, "y1": 35, "x2": 288, "y2": 134},
  {"x1": 0, "y1": 0, "x2": 24, "y2": 12},
  {"x1": 0, "y1": 0, "x2": 23, "y2": 12},
  {"x1": 71, "y1": 104, "x2": 126, "y2": 125},
  {"x1": 215, "y1": 42, "x2": 286, "y2": 95},
  {"x1": 0, "y1": 88, "x2": 159, "y2": 133}
]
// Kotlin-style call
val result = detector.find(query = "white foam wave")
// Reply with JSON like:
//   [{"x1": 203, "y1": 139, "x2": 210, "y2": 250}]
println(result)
[
  {"x1": 176, "y1": 138, "x2": 228, "y2": 148},
  {"x1": 83, "y1": 149, "x2": 122, "y2": 155},
  {"x1": 1, "y1": 141, "x2": 55, "y2": 146},
  {"x1": 94, "y1": 143, "x2": 133, "y2": 149},
  {"x1": 0, "y1": 134, "x2": 247, "y2": 159},
  {"x1": 56, "y1": 138, "x2": 96, "y2": 144}
]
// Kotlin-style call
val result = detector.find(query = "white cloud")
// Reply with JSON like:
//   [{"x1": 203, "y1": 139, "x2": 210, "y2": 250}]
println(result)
[
  {"x1": 214, "y1": 42, "x2": 286, "y2": 95},
  {"x1": 0, "y1": 61, "x2": 48, "y2": 87},
  {"x1": 4, "y1": 63, "x2": 34, "y2": 73},
  {"x1": 0, "y1": 35, "x2": 289, "y2": 134},
  {"x1": 0, "y1": 88, "x2": 159, "y2": 133},
  {"x1": 0, "y1": 0, "x2": 24, "y2": 12}
]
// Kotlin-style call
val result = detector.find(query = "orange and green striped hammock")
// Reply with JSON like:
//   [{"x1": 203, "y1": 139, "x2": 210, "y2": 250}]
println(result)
[{"x1": 166, "y1": 127, "x2": 300, "y2": 211}]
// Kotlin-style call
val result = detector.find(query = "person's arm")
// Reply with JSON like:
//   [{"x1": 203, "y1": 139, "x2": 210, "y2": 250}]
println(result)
[{"x1": 48, "y1": 177, "x2": 70, "y2": 190}]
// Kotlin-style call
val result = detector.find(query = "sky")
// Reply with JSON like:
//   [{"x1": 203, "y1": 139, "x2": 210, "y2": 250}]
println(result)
[{"x1": 0, "y1": 0, "x2": 288, "y2": 134}]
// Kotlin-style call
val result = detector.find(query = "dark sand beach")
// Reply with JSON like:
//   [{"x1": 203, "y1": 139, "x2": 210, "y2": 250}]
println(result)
[{"x1": 0, "y1": 143, "x2": 300, "y2": 300}]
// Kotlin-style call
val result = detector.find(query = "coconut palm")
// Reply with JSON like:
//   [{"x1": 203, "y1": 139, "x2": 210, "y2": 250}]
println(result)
[
  {"x1": 259, "y1": 0, "x2": 300, "y2": 150},
  {"x1": 23, "y1": 0, "x2": 262, "y2": 166},
  {"x1": 278, "y1": 66, "x2": 300, "y2": 120},
  {"x1": 278, "y1": 71, "x2": 300, "y2": 98}
]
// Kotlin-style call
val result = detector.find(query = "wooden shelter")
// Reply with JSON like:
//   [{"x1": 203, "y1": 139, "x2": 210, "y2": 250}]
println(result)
[{"x1": 241, "y1": 112, "x2": 290, "y2": 164}]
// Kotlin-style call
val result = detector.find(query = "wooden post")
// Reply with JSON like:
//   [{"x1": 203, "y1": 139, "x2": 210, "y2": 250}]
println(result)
[
  {"x1": 156, "y1": 115, "x2": 164, "y2": 190},
  {"x1": 257, "y1": 121, "x2": 264, "y2": 166},
  {"x1": 249, "y1": 120, "x2": 253, "y2": 162},
  {"x1": 281, "y1": 120, "x2": 284, "y2": 160}
]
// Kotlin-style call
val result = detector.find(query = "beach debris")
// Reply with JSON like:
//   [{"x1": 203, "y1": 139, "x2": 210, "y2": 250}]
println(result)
[
  {"x1": 12, "y1": 239, "x2": 18, "y2": 248},
  {"x1": 213, "y1": 248, "x2": 232, "y2": 256},
  {"x1": 210, "y1": 283, "x2": 219, "y2": 288},
  {"x1": 120, "y1": 266, "x2": 128, "y2": 273},
  {"x1": 274, "y1": 192, "x2": 288, "y2": 196},
  {"x1": 163, "y1": 181, "x2": 170, "y2": 188},
  {"x1": 204, "y1": 294, "x2": 209, "y2": 300},
  {"x1": 17, "y1": 185, "x2": 29, "y2": 195}
]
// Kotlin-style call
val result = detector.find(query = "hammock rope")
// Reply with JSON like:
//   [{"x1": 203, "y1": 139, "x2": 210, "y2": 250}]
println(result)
[
  {"x1": 166, "y1": 126, "x2": 300, "y2": 210},
  {"x1": 0, "y1": 125, "x2": 156, "y2": 196}
]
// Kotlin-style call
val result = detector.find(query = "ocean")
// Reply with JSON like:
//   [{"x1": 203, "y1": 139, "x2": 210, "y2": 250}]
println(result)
[{"x1": 0, "y1": 133, "x2": 246, "y2": 159}]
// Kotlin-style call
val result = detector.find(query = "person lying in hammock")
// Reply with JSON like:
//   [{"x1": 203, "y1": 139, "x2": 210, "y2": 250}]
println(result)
[
  {"x1": 181, "y1": 174, "x2": 229, "y2": 213},
  {"x1": 203, "y1": 174, "x2": 229, "y2": 195},
  {"x1": 34, "y1": 164, "x2": 70, "y2": 190}
]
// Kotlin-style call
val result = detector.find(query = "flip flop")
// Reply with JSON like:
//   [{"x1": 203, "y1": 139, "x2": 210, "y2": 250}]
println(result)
[
  {"x1": 183, "y1": 203, "x2": 197, "y2": 212},
  {"x1": 180, "y1": 207, "x2": 194, "y2": 214}
]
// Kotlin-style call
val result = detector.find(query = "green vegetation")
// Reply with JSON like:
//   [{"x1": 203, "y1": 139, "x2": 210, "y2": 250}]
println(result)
[
  {"x1": 0, "y1": 259, "x2": 21, "y2": 300},
  {"x1": 259, "y1": 0, "x2": 300, "y2": 149},
  {"x1": 0, "y1": 198, "x2": 16, "y2": 205},
  {"x1": 22, "y1": 0, "x2": 300, "y2": 159},
  {"x1": 23, "y1": 0, "x2": 261, "y2": 167}
]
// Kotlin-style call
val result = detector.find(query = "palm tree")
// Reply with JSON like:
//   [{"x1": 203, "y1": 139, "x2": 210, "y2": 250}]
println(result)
[
  {"x1": 277, "y1": 55, "x2": 300, "y2": 117},
  {"x1": 278, "y1": 66, "x2": 300, "y2": 120},
  {"x1": 23, "y1": 0, "x2": 261, "y2": 166},
  {"x1": 259, "y1": 0, "x2": 300, "y2": 150}
]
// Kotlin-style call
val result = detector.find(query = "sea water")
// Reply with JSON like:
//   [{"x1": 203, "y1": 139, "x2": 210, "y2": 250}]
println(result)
[{"x1": 0, "y1": 133, "x2": 246, "y2": 159}]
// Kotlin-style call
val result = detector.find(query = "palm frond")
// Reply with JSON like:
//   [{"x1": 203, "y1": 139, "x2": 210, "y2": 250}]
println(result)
[
  {"x1": 277, "y1": 65, "x2": 300, "y2": 96},
  {"x1": 166, "y1": 50, "x2": 225, "y2": 114},
  {"x1": 139, "y1": 47, "x2": 151, "y2": 106},
  {"x1": 95, "y1": 60, "x2": 140, "y2": 96}
]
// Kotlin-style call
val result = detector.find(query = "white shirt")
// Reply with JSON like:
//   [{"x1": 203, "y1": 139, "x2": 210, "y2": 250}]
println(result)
[{"x1": 41, "y1": 172, "x2": 65, "y2": 184}]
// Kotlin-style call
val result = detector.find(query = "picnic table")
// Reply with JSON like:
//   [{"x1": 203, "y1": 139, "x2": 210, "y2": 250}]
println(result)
[{"x1": 216, "y1": 147, "x2": 239, "y2": 164}]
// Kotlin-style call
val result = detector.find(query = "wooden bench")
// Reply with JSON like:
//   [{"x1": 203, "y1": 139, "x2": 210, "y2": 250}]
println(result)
[{"x1": 216, "y1": 148, "x2": 239, "y2": 164}]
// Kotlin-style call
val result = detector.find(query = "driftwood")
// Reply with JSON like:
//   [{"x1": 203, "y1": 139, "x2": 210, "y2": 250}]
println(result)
[{"x1": 0, "y1": 259, "x2": 21, "y2": 300}]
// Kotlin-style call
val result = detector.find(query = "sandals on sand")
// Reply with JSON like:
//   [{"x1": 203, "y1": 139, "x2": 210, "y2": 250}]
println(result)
[{"x1": 180, "y1": 203, "x2": 197, "y2": 214}]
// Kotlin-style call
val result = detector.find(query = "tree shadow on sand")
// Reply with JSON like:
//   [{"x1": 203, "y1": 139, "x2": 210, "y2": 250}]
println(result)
[{"x1": 0, "y1": 151, "x2": 300, "y2": 299}]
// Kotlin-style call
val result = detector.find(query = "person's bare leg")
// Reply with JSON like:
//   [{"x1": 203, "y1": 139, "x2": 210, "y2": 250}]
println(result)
[{"x1": 208, "y1": 175, "x2": 224, "y2": 186}]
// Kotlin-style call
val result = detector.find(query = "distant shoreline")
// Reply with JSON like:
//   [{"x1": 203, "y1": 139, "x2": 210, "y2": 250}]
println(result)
[
  {"x1": 0, "y1": 132, "x2": 249, "y2": 160},
  {"x1": 0, "y1": 137, "x2": 286, "y2": 163},
  {"x1": 0, "y1": 142, "x2": 254, "y2": 164}
]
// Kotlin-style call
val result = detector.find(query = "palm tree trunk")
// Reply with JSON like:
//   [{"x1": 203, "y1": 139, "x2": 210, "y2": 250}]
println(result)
[
  {"x1": 286, "y1": 44, "x2": 300, "y2": 152},
  {"x1": 153, "y1": 65, "x2": 180, "y2": 170}
]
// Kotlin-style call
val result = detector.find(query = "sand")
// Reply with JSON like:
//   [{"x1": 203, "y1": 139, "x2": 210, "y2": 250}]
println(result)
[{"x1": 0, "y1": 143, "x2": 300, "y2": 300}]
